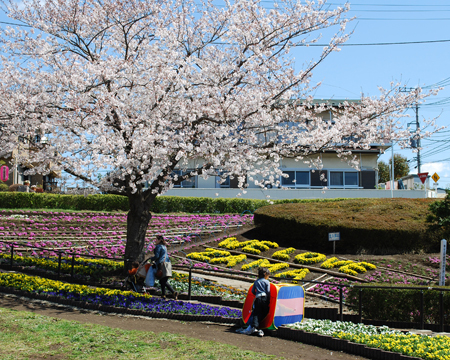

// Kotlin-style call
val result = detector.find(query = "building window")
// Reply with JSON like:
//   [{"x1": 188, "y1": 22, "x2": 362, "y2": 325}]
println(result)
[
  {"x1": 329, "y1": 171, "x2": 359, "y2": 187},
  {"x1": 345, "y1": 172, "x2": 358, "y2": 186},
  {"x1": 216, "y1": 171, "x2": 230, "y2": 188},
  {"x1": 172, "y1": 170, "x2": 196, "y2": 188},
  {"x1": 281, "y1": 171, "x2": 310, "y2": 187}
]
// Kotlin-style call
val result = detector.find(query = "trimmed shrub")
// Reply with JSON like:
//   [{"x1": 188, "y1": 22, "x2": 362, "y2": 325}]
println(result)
[
  {"x1": 0, "y1": 192, "x2": 349, "y2": 214},
  {"x1": 0, "y1": 192, "x2": 129, "y2": 211}
]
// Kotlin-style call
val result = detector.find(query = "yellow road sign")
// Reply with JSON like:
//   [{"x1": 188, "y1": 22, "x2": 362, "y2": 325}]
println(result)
[{"x1": 432, "y1": 172, "x2": 440, "y2": 183}]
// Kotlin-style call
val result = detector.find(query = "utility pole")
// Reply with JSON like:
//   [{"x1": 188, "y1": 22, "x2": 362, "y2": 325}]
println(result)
[
  {"x1": 415, "y1": 103, "x2": 421, "y2": 173},
  {"x1": 401, "y1": 87, "x2": 421, "y2": 174}
]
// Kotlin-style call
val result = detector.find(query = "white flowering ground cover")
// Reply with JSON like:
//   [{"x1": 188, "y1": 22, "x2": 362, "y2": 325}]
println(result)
[
  {"x1": 289, "y1": 318, "x2": 403, "y2": 336},
  {"x1": 287, "y1": 319, "x2": 450, "y2": 360}
]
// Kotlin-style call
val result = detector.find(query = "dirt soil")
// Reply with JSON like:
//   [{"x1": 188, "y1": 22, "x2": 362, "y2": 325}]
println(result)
[{"x1": 0, "y1": 294, "x2": 367, "y2": 360}]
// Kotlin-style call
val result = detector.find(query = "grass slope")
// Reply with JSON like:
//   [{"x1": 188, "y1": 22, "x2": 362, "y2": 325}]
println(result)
[{"x1": 253, "y1": 198, "x2": 444, "y2": 254}]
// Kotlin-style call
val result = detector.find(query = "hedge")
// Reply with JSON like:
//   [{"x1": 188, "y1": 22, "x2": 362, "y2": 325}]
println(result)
[
  {"x1": 346, "y1": 284, "x2": 450, "y2": 325},
  {"x1": 0, "y1": 192, "x2": 347, "y2": 214},
  {"x1": 0, "y1": 192, "x2": 130, "y2": 212}
]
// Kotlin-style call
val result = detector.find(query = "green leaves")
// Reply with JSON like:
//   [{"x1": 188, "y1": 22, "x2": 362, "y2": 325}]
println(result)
[{"x1": 427, "y1": 190, "x2": 450, "y2": 238}]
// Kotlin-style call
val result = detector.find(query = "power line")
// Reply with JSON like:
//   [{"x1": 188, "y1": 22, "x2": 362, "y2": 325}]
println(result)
[
  {"x1": 326, "y1": 3, "x2": 450, "y2": 6},
  {"x1": 357, "y1": 18, "x2": 450, "y2": 20},
  {"x1": 0, "y1": 21, "x2": 31, "y2": 27},
  {"x1": 294, "y1": 39, "x2": 450, "y2": 47}
]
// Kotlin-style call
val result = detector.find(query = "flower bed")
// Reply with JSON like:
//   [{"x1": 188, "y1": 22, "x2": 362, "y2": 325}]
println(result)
[
  {"x1": 217, "y1": 237, "x2": 241, "y2": 250},
  {"x1": 267, "y1": 262, "x2": 290, "y2": 273},
  {"x1": 209, "y1": 254, "x2": 247, "y2": 267},
  {"x1": 287, "y1": 319, "x2": 450, "y2": 360},
  {"x1": 218, "y1": 237, "x2": 278, "y2": 252},
  {"x1": 320, "y1": 258, "x2": 376, "y2": 275},
  {"x1": 294, "y1": 252, "x2": 326, "y2": 265},
  {"x1": 274, "y1": 268, "x2": 310, "y2": 282},
  {"x1": 339, "y1": 263, "x2": 367, "y2": 276},
  {"x1": 364, "y1": 270, "x2": 430, "y2": 286},
  {"x1": 171, "y1": 272, "x2": 246, "y2": 301},
  {"x1": 309, "y1": 278, "x2": 356, "y2": 301},
  {"x1": 272, "y1": 247, "x2": 296, "y2": 261},
  {"x1": 0, "y1": 211, "x2": 253, "y2": 258},
  {"x1": 0, "y1": 253, "x2": 122, "y2": 276},
  {"x1": 0, "y1": 272, "x2": 242, "y2": 318},
  {"x1": 241, "y1": 258, "x2": 270, "y2": 271},
  {"x1": 241, "y1": 245, "x2": 261, "y2": 255}
]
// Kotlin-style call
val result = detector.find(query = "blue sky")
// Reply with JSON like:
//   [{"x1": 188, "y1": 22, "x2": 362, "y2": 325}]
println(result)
[
  {"x1": 296, "y1": 0, "x2": 450, "y2": 188},
  {"x1": 1, "y1": 1, "x2": 449, "y2": 189}
]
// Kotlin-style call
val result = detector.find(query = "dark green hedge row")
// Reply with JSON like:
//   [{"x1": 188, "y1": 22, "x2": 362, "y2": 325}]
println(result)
[
  {"x1": 0, "y1": 192, "x2": 130, "y2": 212},
  {"x1": 346, "y1": 284, "x2": 450, "y2": 324},
  {"x1": 0, "y1": 192, "x2": 338, "y2": 213},
  {"x1": 0, "y1": 192, "x2": 268, "y2": 213}
]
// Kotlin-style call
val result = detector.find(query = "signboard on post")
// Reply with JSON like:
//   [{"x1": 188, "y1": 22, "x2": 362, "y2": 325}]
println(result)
[
  {"x1": 418, "y1": 172, "x2": 428, "y2": 184},
  {"x1": 432, "y1": 172, "x2": 440, "y2": 183},
  {"x1": 439, "y1": 239, "x2": 447, "y2": 286},
  {"x1": 329, "y1": 232, "x2": 340, "y2": 254},
  {"x1": 328, "y1": 232, "x2": 340, "y2": 241}
]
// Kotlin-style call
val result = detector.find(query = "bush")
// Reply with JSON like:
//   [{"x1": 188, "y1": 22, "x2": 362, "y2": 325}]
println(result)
[
  {"x1": 0, "y1": 192, "x2": 271, "y2": 213},
  {"x1": 346, "y1": 284, "x2": 450, "y2": 325},
  {"x1": 427, "y1": 190, "x2": 450, "y2": 238},
  {"x1": 0, "y1": 182, "x2": 8, "y2": 192},
  {"x1": 0, "y1": 192, "x2": 129, "y2": 211}
]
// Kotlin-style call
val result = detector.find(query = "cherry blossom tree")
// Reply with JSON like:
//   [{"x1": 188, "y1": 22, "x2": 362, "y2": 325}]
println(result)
[{"x1": 0, "y1": 0, "x2": 439, "y2": 264}]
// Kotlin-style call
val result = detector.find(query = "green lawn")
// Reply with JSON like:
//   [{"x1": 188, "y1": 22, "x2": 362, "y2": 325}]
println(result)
[{"x1": 0, "y1": 308, "x2": 276, "y2": 360}]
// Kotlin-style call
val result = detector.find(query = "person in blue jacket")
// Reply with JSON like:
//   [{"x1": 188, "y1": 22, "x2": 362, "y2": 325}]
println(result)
[
  {"x1": 151, "y1": 235, "x2": 178, "y2": 300},
  {"x1": 241, "y1": 267, "x2": 271, "y2": 337}
]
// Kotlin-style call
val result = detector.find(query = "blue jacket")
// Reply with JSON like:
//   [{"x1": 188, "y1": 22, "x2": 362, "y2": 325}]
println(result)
[
  {"x1": 252, "y1": 278, "x2": 270, "y2": 297},
  {"x1": 151, "y1": 244, "x2": 169, "y2": 265}
]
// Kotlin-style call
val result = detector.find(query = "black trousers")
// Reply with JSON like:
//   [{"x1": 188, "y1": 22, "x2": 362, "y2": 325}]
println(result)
[
  {"x1": 159, "y1": 276, "x2": 175, "y2": 296},
  {"x1": 251, "y1": 296, "x2": 270, "y2": 329}
]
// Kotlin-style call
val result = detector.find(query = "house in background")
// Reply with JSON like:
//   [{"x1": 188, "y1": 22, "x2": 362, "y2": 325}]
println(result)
[
  {"x1": 169, "y1": 100, "x2": 385, "y2": 192},
  {"x1": 0, "y1": 134, "x2": 60, "y2": 191},
  {"x1": 399, "y1": 174, "x2": 429, "y2": 190}
]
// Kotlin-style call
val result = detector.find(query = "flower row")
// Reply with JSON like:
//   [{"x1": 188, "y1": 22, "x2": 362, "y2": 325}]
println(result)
[
  {"x1": 274, "y1": 268, "x2": 310, "y2": 281},
  {"x1": 288, "y1": 319, "x2": 450, "y2": 360},
  {"x1": 209, "y1": 254, "x2": 247, "y2": 267},
  {"x1": 0, "y1": 272, "x2": 242, "y2": 318},
  {"x1": 0, "y1": 253, "x2": 123, "y2": 276},
  {"x1": 272, "y1": 247, "x2": 296, "y2": 261},
  {"x1": 295, "y1": 252, "x2": 327, "y2": 265},
  {"x1": 0, "y1": 213, "x2": 253, "y2": 259},
  {"x1": 185, "y1": 249, "x2": 247, "y2": 267},
  {"x1": 0, "y1": 272, "x2": 149, "y2": 298},
  {"x1": 217, "y1": 237, "x2": 278, "y2": 252}
]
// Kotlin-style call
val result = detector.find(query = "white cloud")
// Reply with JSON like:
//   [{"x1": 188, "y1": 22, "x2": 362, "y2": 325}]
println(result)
[{"x1": 420, "y1": 162, "x2": 449, "y2": 175}]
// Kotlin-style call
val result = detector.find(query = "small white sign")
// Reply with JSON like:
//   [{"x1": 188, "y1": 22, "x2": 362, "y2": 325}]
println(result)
[
  {"x1": 328, "y1": 232, "x2": 340, "y2": 241},
  {"x1": 439, "y1": 239, "x2": 447, "y2": 286}
]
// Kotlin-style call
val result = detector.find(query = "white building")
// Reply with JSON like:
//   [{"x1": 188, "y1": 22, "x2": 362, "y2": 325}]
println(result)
[{"x1": 166, "y1": 100, "x2": 384, "y2": 196}]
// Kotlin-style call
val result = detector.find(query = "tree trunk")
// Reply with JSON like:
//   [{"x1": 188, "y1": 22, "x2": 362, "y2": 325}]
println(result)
[{"x1": 124, "y1": 192, "x2": 153, "y2": 269}]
